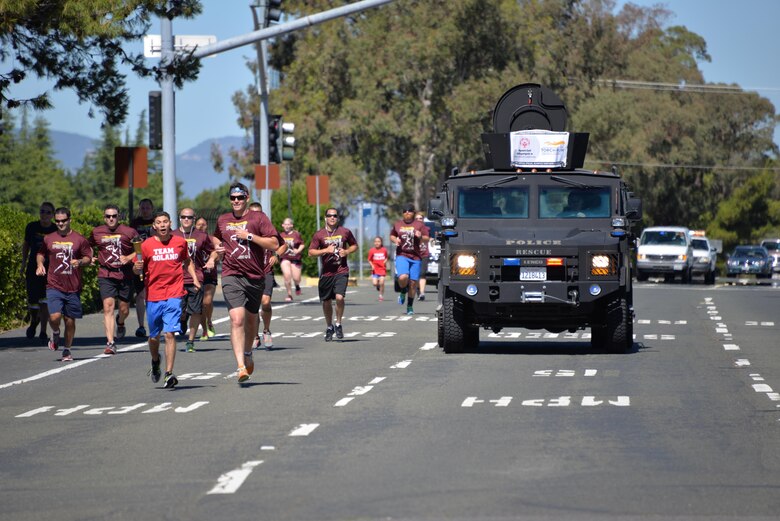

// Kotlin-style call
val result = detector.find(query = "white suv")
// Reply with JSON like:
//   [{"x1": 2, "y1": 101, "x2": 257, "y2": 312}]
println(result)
[
  {"x1": 760, "y1": 239, "x2": 780, "y2": 273},
  {"x1": 636, "y1": 226, "x2": 694, "y2": 283},
  {"x1": 690, "y1": 234, "x2": 718, "y2": 284}
]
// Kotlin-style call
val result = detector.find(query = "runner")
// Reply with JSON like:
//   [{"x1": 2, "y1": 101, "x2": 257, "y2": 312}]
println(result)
[
  {"x1": 390, "y1": 203, "x2": 429, "y2": 315},
  {"x1": 213, "y1": 183, "x2": 280, "y2": 384},
  {"x1": 172, "y1": 208, "x2": 217, "y2": 353},
  {"x1": 133, "y1": 211, "x2": 199, "y2": 389},
  {"x1": 248, "y1": 203, "x2": 287, "y2": 351},
  {"x1": 194, "y1": 216, "x2": 218, "y2": 340},
  {"x1": 367, "y1": 236, "x2": 389, "y2": 301},
  {"x1": 21, "y1": 201, "x2": 56, "y2": 342},
  {"x1": 36, "y1": 207, "x2": 93, "y2": 362},
  {"x1": 308, "y1": 208, "x2": 357, "y2": 341},
  {"x1": 414, "y1": 212, "x2": 431, "y2": 301},
  {"x1": 88, "y1": 204, "x2": 139, "y2": 355},
  {"x1": 279, "y1": 217, "x2": 305, "y2": 301},
  {"x1": 129, "y1": 198, "x2": 155, "y2": 337}
]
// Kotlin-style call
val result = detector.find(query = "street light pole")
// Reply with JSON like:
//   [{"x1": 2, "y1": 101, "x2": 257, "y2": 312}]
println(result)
[{"x1": 161, "y1": 14, "x2": 177, "y2": 227}]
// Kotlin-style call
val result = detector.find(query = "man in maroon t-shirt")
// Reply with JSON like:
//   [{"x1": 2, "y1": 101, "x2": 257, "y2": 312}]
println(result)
[
  {"x1": 89, "y1": 203, "x2": 139, "y2": 355},
  {"x1": 308, "y1": 207, "x2": 358, "y2": 342},
  {"x1": 133, "y1": 211, "x2": 199, "y2": 389},
  {"x1": 390, "y1": 203, "x2": 429, "y2": 316},
  {"x1": 129, "y1": 198, "x2": 155, "y2": 338},
  {"x1": 172, "y1": 207, "x2": 217, "y2": 353},
  {"x1": 248, "y1": 202, "x2": 287, "y2": 351},
  {"x1": 213, "y1": 183, "x2": 280, "y2": 384},
  {"x1": 36, "y1": 207, "x2": 93, "y2": 362}
]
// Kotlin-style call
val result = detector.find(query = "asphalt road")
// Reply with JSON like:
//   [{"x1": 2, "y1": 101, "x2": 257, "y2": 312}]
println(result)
[{"x1": 1, "y1": 276, "x2": 779, "y2": 521}]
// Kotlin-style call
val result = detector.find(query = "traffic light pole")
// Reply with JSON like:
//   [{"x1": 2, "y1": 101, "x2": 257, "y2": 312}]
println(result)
[
  {"x1": 251, "y1": 4, "x2": 271, "y2": 218},
  {"x1": 156, "y1": 0, "x2": 395, "y2": 222}
]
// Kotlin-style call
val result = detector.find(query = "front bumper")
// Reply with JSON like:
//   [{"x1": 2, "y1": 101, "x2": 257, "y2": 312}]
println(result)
[{"x1": 637, "y1": 260, "x2": 688, "y2": 273}]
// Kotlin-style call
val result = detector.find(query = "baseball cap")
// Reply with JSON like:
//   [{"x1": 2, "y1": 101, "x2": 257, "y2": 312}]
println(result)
[{"x1": 403, "y1": 203, "x2": 415, "y2": 212}]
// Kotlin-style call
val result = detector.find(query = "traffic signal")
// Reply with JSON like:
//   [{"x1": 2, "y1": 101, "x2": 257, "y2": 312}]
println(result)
[
  {"x1": 265, "y1": 0, "x2": 282, "y2": 26},
  {"x1": 268, "y1": 115, "x2": 282, "y2": 164},
  {"x1": 149, "y1": 91, "x2": 162, "y2": 150},
  {"x1": 281, "y1": 120, "x2": 295, "y2": 161},
  {"x1": 252, "y1": 116, "x2": 261, "y2": 164}
]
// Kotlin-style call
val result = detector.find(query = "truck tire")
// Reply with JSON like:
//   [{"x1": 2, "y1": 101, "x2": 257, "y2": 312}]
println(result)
[
  {"x1": 437, "y1": 310, "x2": 444, "y2": 348},
  {"x1": 604, "y1": 297, "x2": 632, "y2": 353},
  {"x1": 442, "y1": 294, "x2": 467, "y2": 353},
  {"x1": 705, "y1": 270, "x2": 716, "y2": 285}
]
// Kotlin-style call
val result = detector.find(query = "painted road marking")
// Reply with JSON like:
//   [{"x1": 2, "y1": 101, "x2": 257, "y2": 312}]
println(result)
[
  {"x1": 15, "y1": 401, "x2": 208, "y2": 417},
  {"x1": 461, "y1": 396, "x2": 630, "y2": 407},
  {"x1": 391, "y1": 360, "x2": 412, "y2": 369},
  {"x1": 208, "y1": 461, "x2": 263, "y2": 495},
  {"x1": 290, "y1": 424, "x2": 319, "y2": 436}
]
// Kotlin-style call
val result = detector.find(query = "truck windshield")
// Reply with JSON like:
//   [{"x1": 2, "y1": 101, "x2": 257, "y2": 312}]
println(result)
[
  {"x1": 458, "y1": 187, "x2": 529, "y2": 218},
  {"x1": 539, "y1": 186, "x2": 611, "y2": 218}
]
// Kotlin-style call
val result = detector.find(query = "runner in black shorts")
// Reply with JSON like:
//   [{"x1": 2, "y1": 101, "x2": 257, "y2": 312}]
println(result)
[
  {"x1": 308, "y1": 208, "x2": 358, "y2": 342},
  {"x1": 21, "y1": 202, "x2": 56, "y2": 341},
  {"x1": 249, "y1": 202, "x2": 286, "y2": 350}
]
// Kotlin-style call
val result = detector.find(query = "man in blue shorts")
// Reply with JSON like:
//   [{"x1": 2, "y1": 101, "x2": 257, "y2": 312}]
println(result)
[{"x1": 390, "y1": 203, "x2": 429, "y2": 316}]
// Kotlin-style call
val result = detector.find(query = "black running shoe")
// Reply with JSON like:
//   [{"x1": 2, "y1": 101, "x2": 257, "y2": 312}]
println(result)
[
  {"x1": 135, "y1": 326, "x2": 147, "y2": 338},
  {"x1": 334, "y1": 324, "x2": 344, "y2": 340},
  {"x1": 324, "y1": 326, "x2": 334, "y2": 342},
  {"x1": 115, "y1": 315, "x2": 126, "y2": 340},
  {"x1": 163, "y1": 372, "x2": 178, "y2": 389},
  {"x1": 148, "y1": 358, "x2": 161, "y2": 383}
]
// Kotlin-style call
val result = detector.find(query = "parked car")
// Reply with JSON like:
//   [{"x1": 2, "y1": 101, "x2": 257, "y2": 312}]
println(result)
[
  {"x1": 690, "y1": 234, "x2": 718, "y2": 284},
  {"x1": 759, "y1": 238, "x2": 780, "y2": 273},
  {"x1": 725, "y1": 245, "x2": 773, "y2": 278},
  {"x1": 636, "y1": 226, "x2": 694, "y2": 282}
]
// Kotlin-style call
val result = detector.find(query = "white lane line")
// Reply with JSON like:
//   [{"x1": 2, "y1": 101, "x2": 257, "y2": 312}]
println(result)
[
  {"x1": 420, "y1": 342, "x2": 438, "y2": 350},
  {"x1": 723, "y1": 344, "x2": 740, "y2": 351},
  {"x1": 753, "y1": 384, "x2": 774, "y2": 393},
  {"x1": 207, "y1": 461, "x2": 263, "y2": 494},
  {"x1": 368, "y1": 377, "x2": 386, "y2": 384},
  {"x1": 290, "y1": 424, "x2": 319, "y2": 436},
  {"x1": 391, "y1": 360, "x2": 412, "y2": 369},
  {"x1": 735, "y1": 359, "x2": 751, "y2": 367},
  {"x1": 334, "y1": 397, "x2": 354, "y2": 407},
  {"x1": 1, "y1": 316, "x2": 242, "y2": 391}
]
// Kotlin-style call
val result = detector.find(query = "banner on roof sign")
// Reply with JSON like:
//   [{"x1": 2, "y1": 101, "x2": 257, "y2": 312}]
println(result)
[{"x1": 510, "y1": 130, "x2": 570, "y2": 168}]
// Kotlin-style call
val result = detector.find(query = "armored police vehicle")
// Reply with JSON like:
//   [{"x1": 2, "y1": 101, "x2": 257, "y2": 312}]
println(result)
[{"x1": 427, "y1": 84, "x2": 642, "y2": 354}]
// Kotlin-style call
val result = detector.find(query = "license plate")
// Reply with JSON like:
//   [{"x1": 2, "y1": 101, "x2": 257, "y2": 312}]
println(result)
[{"x1": 520, "y1": 267, "x2": 547, "y2": 281}]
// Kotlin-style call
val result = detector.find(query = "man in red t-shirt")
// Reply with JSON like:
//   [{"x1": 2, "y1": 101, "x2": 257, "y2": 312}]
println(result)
[
  {"x1": 89, "y1": 203, "x2": 139, "y2": 355},
  {"x1": 213, "y1": 183, "x2": 280, "y2": 384},
  {"x1": 36, "y1": 207, "x2": 93, "y2": 362},
  {"x1": 133, "y1": 211, "x2": 199, "y2": 389},
  {"x1": 308, "y1": 207, "x2": 358, "y2": 341}
]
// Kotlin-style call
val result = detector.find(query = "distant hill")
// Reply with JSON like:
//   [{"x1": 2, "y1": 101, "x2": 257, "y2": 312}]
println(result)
[{"x1": 50, "y1": 130, "x2": 246, "y2": 199}]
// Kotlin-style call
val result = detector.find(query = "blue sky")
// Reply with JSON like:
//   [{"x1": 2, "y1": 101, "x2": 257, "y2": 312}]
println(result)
[{"x1": 7, "y1": 0, "x2": 780, "y2": 154}]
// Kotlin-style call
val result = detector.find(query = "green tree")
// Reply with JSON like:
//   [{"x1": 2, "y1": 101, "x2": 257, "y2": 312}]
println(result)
[
  {"x1": 1, "y1": 0, "x2": 202, "y2": 125},
  {"x1": 707, "y1": 167, "x2": 780, "y2": 252},
  {"x1": 0, "y1": 108, "x2": 75, "y2": 212}
]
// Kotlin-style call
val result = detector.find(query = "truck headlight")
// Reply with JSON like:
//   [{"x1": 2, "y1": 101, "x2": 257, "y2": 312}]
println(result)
[
  {"x1": 638, "y1": 253, "x2": 646, "y2": 261},
  {"x1": 677, "y1": 254, "x2": 687, "y2": 261},
  {"x1": 451, "y1": 253, "x2": 477, "y2": 276},
  {"x1": 589, "y1": 253, "x2": 617, "y2": 276}
]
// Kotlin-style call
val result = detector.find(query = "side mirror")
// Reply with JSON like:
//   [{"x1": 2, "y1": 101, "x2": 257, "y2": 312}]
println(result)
[
  {"x1": 626, "y1": 196, "x2": 642, "y2": 221},
  {"x1": 428, "y1": 196, "x2": 445, "y2": 221}
]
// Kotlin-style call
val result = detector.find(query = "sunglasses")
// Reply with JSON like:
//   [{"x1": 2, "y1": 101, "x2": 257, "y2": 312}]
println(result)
[
  {"x1": 325, "y1": 213, "x2": 338, "y2": 218},
  {"x1": 180, "y1": 215, "x2": 195, "y2": 219},
  {"x1": 104, "y1": 214, "x2": 118, "y2": 218},
  {"x1": 229, "y1": 195, "x2": 247, "y2": 201},
  {"x1": 54, "y1": 219, "x2": 69, "y2": 224}
]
